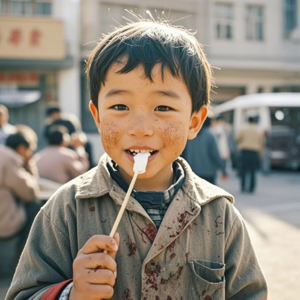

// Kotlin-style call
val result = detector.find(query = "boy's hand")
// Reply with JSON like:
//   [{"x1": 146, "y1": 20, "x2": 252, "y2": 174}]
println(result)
[{"x1": 70, "y1": 233, "x2": 120, "y2": 300}]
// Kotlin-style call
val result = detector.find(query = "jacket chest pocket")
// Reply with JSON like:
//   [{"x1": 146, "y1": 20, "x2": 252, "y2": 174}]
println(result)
[{"x1": 188, "y1": 260, "x2": 225, "y2": 299}]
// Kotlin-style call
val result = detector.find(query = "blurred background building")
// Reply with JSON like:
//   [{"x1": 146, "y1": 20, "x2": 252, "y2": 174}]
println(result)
[{"x1": 1, "y1": 0, "x2": 300, "y2": 161}]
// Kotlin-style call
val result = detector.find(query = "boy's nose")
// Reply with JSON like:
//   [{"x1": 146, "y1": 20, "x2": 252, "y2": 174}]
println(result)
[{"x1": 127, "y1": 116, "x2": 154, "y2": 137}]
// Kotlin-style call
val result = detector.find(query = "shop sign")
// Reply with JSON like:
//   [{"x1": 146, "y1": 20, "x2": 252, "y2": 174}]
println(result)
[
  {"x1": 0, "y1": 17, "x2": 65, "y2": 60},
  {"x1": 0, "y1": 72, "x2": 39, "y2": 86}
]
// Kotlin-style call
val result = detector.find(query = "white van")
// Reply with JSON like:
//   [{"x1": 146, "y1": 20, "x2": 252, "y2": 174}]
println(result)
[{"x1": 213, "y1": 93, "x2": 300, "y2": 170}]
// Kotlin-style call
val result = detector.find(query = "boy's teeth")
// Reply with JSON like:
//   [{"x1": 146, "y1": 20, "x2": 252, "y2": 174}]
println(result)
[{"x1": 129, "y1": 149, "x2": 154, "y2": 153}]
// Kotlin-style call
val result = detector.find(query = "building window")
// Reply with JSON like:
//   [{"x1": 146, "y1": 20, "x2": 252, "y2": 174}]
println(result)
[
  {"x1": 215, "y1": 3, "x2": 233, "y2": 39},
  {"x1": 0, "y1": 0, "x2": 52, "y2": 16},
  {"x1": 246, "y1": 5, "x2": 264, "y2": 41},
  {"x1": 284, "y1": 0, "x2": 297, "y2": 36}
]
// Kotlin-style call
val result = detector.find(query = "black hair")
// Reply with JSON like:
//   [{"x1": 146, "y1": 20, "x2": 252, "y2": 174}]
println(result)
[
  {"x1": 6, "y1": 125, "x2": 37, "y2": 150},
  {"x1": 86, "y1": 19, "x2": 213, "y2": 113},
  {"x1": 46, "y1": 103, "x2": 61, "y2": 117},
  {"x1": 47, "y1": 125, "x2": 68, "y2": 145},
  {"x1": 6, "y1": 133, "x2": 30, "y2": 150}
]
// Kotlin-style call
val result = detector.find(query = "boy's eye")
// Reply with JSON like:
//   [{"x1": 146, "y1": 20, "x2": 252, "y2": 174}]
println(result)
[
  {"x1": 155, "y1": 106, "x2": 172, "y2": 112},
  {"x1": 111, "y1": 104, "x2": 129, "y2": 110}
]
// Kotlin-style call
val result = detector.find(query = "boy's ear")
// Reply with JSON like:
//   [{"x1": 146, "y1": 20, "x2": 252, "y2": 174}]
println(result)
[
  {"x1": 89, "y1": 101, "x2": 101, "y2": 133},
  {"x1": 187, "y1": 106, "x2": 208, "y2": 140}
]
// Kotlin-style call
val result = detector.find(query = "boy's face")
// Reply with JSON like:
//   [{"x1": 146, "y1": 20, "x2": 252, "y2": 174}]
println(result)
[{"x1": 90, "y1": 62, "x2": 207, "y2": 190}]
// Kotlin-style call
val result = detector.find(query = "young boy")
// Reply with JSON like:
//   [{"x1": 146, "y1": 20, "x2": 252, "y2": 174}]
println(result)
[{"x1": 6, "y1": 20, "x2": 267, "y2": 300}]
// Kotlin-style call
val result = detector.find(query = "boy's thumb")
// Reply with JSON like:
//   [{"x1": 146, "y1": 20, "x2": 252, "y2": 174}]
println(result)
[{"x1": 113, "y1": 232, "x2": 120, "y2": 247}]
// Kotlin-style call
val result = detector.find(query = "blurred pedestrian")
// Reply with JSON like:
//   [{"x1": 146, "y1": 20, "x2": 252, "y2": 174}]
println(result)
[
  {"x1": 236, "y1": 116, "x2": 264, "y2": 193},
  {"x1": 211, "y1": 115, "x2": 231, "y2": 171},
  {"x1": 182, "y1": 117, "x2": 227, "y2": 184},
  {"x1": 44, "y1": 102, "x2": 94, "y2": 167},
  {"x1": 34, "y1": 125, "x2": 89, "y2": 184},
  {"x1": 0, "y1": 104, "x2": 16, "y2": 145},
  {"x1": 0, "y1": 125, "x2": 40, "y2": 278}
]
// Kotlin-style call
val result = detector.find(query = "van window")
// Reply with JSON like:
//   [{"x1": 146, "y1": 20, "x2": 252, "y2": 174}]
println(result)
[
  {"x1": 270, "y1": 107, "x2": 300, "y2": 129},
  {"x1": 221, "y1": 110, "x2": 234, "y2": 125}
]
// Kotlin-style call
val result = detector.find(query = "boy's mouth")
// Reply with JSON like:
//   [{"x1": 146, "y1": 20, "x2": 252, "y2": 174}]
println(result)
[{"x1": 125, "y1": 149, "x2": 158, "y2": 157}]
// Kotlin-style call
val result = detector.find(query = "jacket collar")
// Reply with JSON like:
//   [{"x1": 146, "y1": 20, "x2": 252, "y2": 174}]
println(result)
[{"x1": 75, "y1": 153, "x2": 234, "y2": 206}]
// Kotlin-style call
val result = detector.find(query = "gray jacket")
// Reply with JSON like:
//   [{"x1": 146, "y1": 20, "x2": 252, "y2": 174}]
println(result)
[
  {"x1": 182, "y1": 127, "x2": 226, "y2": 177},
  {"x1": 6, "y1": 154, "x2": 267, "y2": 299}
]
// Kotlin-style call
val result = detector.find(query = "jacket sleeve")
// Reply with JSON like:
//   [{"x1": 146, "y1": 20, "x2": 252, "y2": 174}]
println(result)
[
  {"x1": 4, "y1": 157, "x2": 39, "y2": 202},
  {"x1": 225, "y1": 211, "x2": 268, "y2": 299},
  {"x1": 5, "y1": 203, "x2": 74, "y2": 300}
]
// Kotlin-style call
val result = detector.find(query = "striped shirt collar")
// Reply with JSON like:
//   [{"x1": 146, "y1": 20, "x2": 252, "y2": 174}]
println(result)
[{"x1": 107, "y1": 160, "x2": 185, "y2": 210}]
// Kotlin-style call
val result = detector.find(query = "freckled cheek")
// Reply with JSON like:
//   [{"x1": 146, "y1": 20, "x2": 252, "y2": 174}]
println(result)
[
  {"x1": 159, "y1": 121, "x2": 187, "y2": 156},
  {"x1": 100, "y1": 118, "x2": 123, "y2": 152}
]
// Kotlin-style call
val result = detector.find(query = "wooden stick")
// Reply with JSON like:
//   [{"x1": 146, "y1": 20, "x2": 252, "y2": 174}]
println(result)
[{"x1": 104, "y1": 172, "x2": 139, "y2": 253}]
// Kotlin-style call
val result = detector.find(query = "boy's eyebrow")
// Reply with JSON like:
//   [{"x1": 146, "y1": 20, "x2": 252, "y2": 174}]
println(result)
[
  {"x1": 153, "y1": 90, "x2": 181, "y2": 100},
  {"x1": 105, "y1": 89, "x2": 131, "y2": 98},
  {"x1": 104, "y1": 89, "x2": 181, "y2": 100}
]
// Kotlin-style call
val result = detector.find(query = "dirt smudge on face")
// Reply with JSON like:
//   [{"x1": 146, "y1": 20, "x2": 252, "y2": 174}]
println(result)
[{"x1": 100, "y1": 118, "x2": 121, "y2": 153}]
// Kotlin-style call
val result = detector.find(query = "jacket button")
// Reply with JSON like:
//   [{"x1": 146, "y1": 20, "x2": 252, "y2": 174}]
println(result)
[{"x1": 146, "y1": 260, "x2": 156, "y2": 272}]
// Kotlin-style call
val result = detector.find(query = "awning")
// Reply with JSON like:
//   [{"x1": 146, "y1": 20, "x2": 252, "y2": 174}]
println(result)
[{"x1": 0, "y1": 90, "x2": 41, "y2": 108}]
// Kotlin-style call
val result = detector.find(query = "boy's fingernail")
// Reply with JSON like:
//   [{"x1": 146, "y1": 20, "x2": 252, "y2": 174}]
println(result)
[{"x1": 114, "y1": 271, "x2": 117, "y2": 278}]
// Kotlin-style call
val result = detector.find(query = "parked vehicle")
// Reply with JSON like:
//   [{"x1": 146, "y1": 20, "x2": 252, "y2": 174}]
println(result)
[{"x1": 213, "y1": 93, "x2": 300, "y2": 170}]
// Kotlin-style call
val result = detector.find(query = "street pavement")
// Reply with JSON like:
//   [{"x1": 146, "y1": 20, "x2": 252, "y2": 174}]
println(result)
[
  {"x1": 219, "y1": 168, "x2": 300, "y2": 300},
  {"x1": 1, "y1": 169, "x2": 299, "y2": 299}
]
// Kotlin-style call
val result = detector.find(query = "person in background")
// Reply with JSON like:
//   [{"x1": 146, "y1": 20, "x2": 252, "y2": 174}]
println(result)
[
  {"x1": 236, "y1": 116, "x2": 264, "y2": 193},
  {"x1": 44, "y1": 102, "x2": 94, "y2": 168},
  {"x1": 0, "y1": 104, "x2": 16, "y2": 145},
  {"x1": 34, "y1": 125, "x2": 89, "y2": 184},
  {"x1": 211, "y1": 115, "x2": 231, "y2": 171},
  {"x1": 182, "y1": 117, "x2": 227, "y2": 184},
  {"x1": 0, "y1": 125, "x2": 40, "y2": 278}
]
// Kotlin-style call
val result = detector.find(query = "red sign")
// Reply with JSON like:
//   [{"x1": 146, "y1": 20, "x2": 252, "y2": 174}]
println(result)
[
  {"x1": 6, "y1": 28, "x2": 43, "y2": 47},
  {"x1": 0, "y1": 72, "x2": 39, "y2": 86},
  {"x1": 30, "y1": 29, "x2": 42, "y2": 46},
  {"x1": 8, "y1": 29, "x2": 22, "y2": 46}
]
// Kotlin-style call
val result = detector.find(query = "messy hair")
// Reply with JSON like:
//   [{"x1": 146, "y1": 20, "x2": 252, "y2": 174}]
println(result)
[{"x1": 86, "y1": 18, "x2": 213, "y2": 113}]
